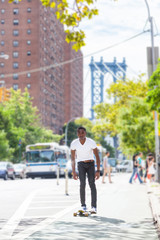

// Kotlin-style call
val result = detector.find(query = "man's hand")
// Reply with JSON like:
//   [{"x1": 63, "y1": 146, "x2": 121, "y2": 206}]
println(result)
[
  {"x1": 95, "y1": 171, "x2": 100, "y2": 180},
  {"x1": 73, "y1": 172, "x2": 78, "y2": 180}
]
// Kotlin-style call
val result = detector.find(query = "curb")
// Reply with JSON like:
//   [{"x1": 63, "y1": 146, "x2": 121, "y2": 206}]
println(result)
[{"x1": 147, "y1": 183, "x2": 160, "y2": 237}]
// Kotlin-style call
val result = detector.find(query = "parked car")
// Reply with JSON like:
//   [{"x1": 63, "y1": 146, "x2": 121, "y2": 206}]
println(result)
[
  {"x1": 116, "y1": 160, "x2": 133, "y2": 172},
  {"x1": 14, "y1": 163, "x2": 26, "y2": 179},
  {"x1": 108, "y1": 158, "x2": 117, "y2": 173},
  {"x1": 0, "y1": 162, "x2": 15, "y2": 180}
]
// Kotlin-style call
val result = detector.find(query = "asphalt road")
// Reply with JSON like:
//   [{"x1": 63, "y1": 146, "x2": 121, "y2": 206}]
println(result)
[{"x1": 0, "y1": 173, "x2": 158, "y2": 240}]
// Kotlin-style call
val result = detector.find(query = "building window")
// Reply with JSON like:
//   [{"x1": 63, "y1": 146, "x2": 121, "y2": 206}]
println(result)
[
  {"x1": 1, "y1": 30, "x2": 5, "y2": 35},
  {"x1": 1, "y1": 41, "x2": 5, "y2": 46},
  {"x1": 0, "y1": 73, "x2": 5, "y2": 78},
  {"x1": 27, "y1": 29, "x2": 31, "y2": 34},
  {"x1": 27, "y1": 61, "x2": 31, "y2": 67},
  {"x1": 1, "y1": 9, "x2": 5, "y2": 14},
  {"x1": 27, "y1": 19, "x2": 31, "y2": 23},
  {"x1": 13, "y1": 84, "x2": 18, "y2": 90},
  {"x1": 13, "y1": 19, "x2": 19, "y2": 25},
  {"x1": 13, "y1": 0, "x2": 19, "y2": 4},
  {"x1": 27, "y1": 40, "x2": 31, "y2": 45},
  {"x1": 13, "y1": 73, "x2": 18, "y2": 80},
  {"x1": 27, "y1": 84, "x2": 31, "y2": 89},
  {"x1": 27, "y1": 73, "x2": 31, "y2": 78},
  {"x1": 1, "y1": 20, "x2": 5, "y2": 24},
  {"x1": 27, "y1": 8, "x2": 31, "y2": 12},
  {"x1": 27, "y1": 51, "x2": 31, "y2": 56},
  {"x1": 0, "y1": 62, "x2": 4, "y2": 67},
  {"x1": 13, "y1": 8, "x2": 19, "y2": 15},
  {"x1": 13, "y1": 62, "x2": 18, "y2": 69},
  {"x1": 13, "y1": 52, "x2": 19, "y2": 58},
  {"x1": 13, "y1": 40, "x2": 19, "y2": 47},
  {"x1": 13, "y1": 30, "x2": 19, "y2": 36}
]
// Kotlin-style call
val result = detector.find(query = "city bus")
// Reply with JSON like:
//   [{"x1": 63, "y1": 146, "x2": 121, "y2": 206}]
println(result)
[
  {"x1": 57, "y1": 145, "x2": 70, "y2": 176},
  {"x1": 25, "y1": 142, "x2": 67, "y2": 179}
]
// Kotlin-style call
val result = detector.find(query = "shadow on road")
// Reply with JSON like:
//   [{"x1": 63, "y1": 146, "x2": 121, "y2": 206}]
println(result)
[{"x1": 26, "y1": 216, "x2": 158, "y2": 240}]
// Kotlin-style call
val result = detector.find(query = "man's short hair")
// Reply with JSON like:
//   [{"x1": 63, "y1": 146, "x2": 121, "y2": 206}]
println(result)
[
  {"x1": 106, "y1": 151, "x2": 110, "y2": 154},
  {"x1": 77, "y1": 126, "x2": 86, "y2": 132}
]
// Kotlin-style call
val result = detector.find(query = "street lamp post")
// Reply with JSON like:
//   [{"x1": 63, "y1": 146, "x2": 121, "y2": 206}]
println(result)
[
  {"x1": 144, "y1": 0, "x2": 159, "y2": 181},
  {"x1": 65, "y1": 117, "x2": 79, "y2": 146}
]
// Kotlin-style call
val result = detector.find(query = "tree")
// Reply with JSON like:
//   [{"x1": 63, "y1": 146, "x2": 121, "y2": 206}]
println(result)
[
  {"x1": 93, "y1": 76, "x2": 148, "y2": 138},
  {"x1": 99, "y1": 138, "x2": 115, "y2": 158},
  {"x1": 9, "y1": 0, "x2": 99, "y2": 51},
  {"x1": 0, "y1": 131, "x2": 13, "y2": 160},
  {"x1": 92, "y1": 76, "x2": 156, "y2": 156},
  {"x1": 116, "y1": 97, "x2": 155, "y2": 156},
  {"x1": 1, "y1": 88, "x2": 63, "y2": 161},
  {"x1": 146, "y1": 59, "x2": 160, "y2": 112}
]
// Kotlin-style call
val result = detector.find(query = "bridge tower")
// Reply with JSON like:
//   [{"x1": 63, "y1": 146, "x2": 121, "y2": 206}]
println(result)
[
  {"x1": 89, "y1": 56, "x2": 127, "y2": 120},
  {"x1": 89, "y1": 56, "x2": 127, "y2": 158}
]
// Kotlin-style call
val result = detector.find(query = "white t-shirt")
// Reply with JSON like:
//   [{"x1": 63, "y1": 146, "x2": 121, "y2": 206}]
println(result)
[
  {"x1": 148, "y1": 162, "x2": 156, "y2": 175},
  {"x1": 70, "y1": 137, "x2": 97, "y2": 162}
]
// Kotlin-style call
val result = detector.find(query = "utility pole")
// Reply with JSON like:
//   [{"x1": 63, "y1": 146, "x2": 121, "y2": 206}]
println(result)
[{"x1": 145, "y1": 0, "x2": 159, "y2": 181}]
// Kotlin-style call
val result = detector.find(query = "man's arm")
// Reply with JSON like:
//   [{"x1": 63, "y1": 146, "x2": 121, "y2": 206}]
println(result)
[
  {"x1": 93, "y1": 147, "x2": 100, "y2": 180},
  {"x1": 71, "y1": 149, "x2": 78, "y2": 180}
]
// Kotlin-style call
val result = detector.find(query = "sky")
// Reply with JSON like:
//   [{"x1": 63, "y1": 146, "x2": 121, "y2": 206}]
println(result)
[{"x1": 81, "y1": 0, "x2": 160, "y2": 119}]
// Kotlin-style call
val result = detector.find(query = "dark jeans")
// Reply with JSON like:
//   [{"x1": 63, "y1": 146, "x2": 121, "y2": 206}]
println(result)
[
  {"x1": 78, "y1": 161, "x2": 97, "y2": 208},
  {"x1": 129, "y1": 167, "x2": 143, "y2": 183}
]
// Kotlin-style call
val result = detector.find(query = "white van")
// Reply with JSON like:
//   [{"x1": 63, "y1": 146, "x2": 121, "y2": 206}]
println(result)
[{"x1": 116, "y1": 160, "x2": 133, "y2": 172}]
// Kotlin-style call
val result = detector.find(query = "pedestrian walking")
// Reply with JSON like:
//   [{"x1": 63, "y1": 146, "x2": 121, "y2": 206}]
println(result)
[
  {"x1": 144, "y1": 153, "x2": 154, "y2": 183},
  {"x1": 70, "y1": 126, "x2": 100, "y2": 214},
  {"x1": 147, "y1": 154, "x2": 156, "y2": 182},
  {"x1": 102, "y1": 151, "x2": 112, "y2": 183},
  {"x1": 129, "y1": 153, "x2": 143, "y2": 184},
  {"x1": 134, "y1": 152, "x2": 143, "y2": 182}
]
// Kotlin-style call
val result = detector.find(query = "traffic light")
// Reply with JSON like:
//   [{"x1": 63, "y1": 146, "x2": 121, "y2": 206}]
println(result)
[
  {"x1": 0, "y1": 87, "x2": 4, "y2": 102},
  {"x1": 3, "y1": 88, "x2": 11, "y2": 101}
]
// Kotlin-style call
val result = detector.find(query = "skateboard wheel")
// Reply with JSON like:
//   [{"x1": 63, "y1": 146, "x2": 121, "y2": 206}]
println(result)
[
  {"x1": 84, "y1": 212, "x2": 89, "y2": 217},
  {"x1": 73, "y1": 212, "x2": 77, "y2": 217}
]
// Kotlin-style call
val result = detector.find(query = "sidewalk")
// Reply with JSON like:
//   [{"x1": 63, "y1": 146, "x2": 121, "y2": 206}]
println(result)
[{"x1": 147, "y1": 182, "x2": 160, "y2": 238}]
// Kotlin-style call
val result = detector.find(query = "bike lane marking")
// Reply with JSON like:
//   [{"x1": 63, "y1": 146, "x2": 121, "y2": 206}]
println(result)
[
  {"x1": 11, "y1": 201, "x2": 80, "y2": 240},
  {"x1": 10, "y1": 183, "x2": 108, "y2": 240},
  {"x1": 0, "y1": 190, "x2": 39, "y2": 240}
]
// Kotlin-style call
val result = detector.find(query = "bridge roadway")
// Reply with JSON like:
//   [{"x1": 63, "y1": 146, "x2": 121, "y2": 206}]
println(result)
[{"x1": 0, "y1": 173, "x2": 158, "y2": 240}]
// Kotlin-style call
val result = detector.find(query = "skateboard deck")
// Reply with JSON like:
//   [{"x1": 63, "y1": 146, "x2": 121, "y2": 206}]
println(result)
[
  {"x1": 73, "y1": 210, "x2": 96, "y2": 217},
  {"x1": 73, "y1": 210, "x2": 90, "y2": 217}
]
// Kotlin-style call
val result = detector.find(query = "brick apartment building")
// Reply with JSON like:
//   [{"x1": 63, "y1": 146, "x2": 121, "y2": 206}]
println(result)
[{"x1": 0, "y1": 0, "x2": 83, "y2": 134}]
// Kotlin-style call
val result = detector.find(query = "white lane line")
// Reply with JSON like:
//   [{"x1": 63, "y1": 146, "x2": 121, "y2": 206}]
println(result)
[
  {"x1": 23, "y1": 236, "x2": 75, "y2": 240},
  {"x1": 0, "y1": 190, "x2": 39, "y2": 240},
  {"x1": 11, "y1": 201, "x2": 80, "y2": 240},
  {"x1": 28, "y1": 206, "x2": 70, "y2": 210},
  {"x1": 21, "y1": 215, "x2": 55, "y2": 219},
  {"x1": 31, "y1": 200, "x2": 77, "y2": 203}
]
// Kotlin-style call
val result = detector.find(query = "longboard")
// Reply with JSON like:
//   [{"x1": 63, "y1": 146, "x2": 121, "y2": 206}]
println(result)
[
  {"x1": 73, "y1": 210, "x2": 96, "y2": 217},
  {"x1": 73, "y1": 210, "x2": 90, "y2": 217}
]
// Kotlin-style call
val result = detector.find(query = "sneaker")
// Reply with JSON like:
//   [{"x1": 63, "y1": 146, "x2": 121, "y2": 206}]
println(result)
[
  {"x1": 80, "y1": 206, "x2": 87, "y2": 212},
  {"x1": 90, "y1": 207, "x2": 97, "y2": 214}
]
